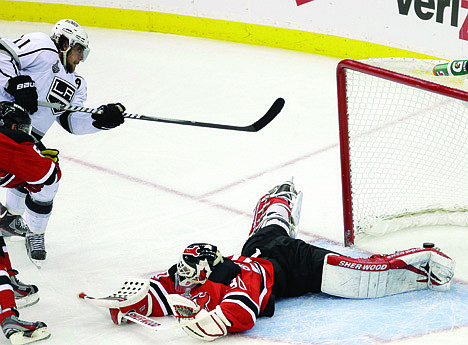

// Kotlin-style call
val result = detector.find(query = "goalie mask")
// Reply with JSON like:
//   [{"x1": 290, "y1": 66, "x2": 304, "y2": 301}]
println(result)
[
  {"x1": 175, "y1": 243, "x2": 224, "y2": 292},
  {"x1": 0, "y1": 102, "x2": 31, "y2": 134}
]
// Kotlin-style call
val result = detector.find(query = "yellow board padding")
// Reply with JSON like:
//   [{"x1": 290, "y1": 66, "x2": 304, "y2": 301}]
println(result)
[{"x1": 0, "y1": 0, "x2": 439, "y2": 60}]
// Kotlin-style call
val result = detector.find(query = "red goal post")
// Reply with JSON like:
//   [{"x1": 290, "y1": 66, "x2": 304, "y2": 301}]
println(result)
[{"x1": 337, "y1": 58, "x2": 468, "y2": 246}]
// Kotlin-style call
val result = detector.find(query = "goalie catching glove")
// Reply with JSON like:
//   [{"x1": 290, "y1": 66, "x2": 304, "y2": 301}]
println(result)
[
  {"x1": 166, "y1": 294, "x2": 231, "y2": 342},
  {"x1": 92, "y1": 103, "x2": 125, "y2": 130}
]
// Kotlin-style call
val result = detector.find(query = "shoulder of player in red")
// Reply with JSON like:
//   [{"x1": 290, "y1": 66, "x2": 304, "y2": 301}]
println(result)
[{"x1": 0, "y1": 129, "x2": 61, "y2": 188}]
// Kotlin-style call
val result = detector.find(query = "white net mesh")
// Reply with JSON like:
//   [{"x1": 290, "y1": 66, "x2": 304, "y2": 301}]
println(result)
[{"x1": 343, "y1": 58, "x2": 468, "y2": 239}]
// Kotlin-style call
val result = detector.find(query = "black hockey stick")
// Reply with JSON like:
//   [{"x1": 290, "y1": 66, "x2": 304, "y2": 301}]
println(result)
[{"x1": 38, "y1": 98, "x2": 285, "y2": 132}]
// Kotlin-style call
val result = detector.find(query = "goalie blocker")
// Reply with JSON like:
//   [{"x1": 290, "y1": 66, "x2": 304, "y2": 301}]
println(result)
[{"x1": 321, "y1": 244, "x2": 455, "y2": 298}]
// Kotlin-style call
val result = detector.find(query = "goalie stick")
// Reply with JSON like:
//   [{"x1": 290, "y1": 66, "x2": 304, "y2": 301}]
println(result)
[
  {"x1": 78, "y1": 290, "x2": 220, "y2": 336},
  {"x1": 78, "y1": 292, "x2": 176, "y2": 332},
  {"x1": 38, "y1": 98, "x2": 285, "y2": 132}
]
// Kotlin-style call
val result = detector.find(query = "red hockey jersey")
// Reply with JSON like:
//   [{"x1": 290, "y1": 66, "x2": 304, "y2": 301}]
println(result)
[
  {"x1": 0, "y1": 130, "x2": 61, "y2": 189},
  {"x1": 147, "y1": 255, "x2": 275, "y2": 333}
]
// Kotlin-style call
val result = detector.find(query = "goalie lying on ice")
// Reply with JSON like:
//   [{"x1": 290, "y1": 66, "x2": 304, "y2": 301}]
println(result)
[{"x1": 98, "y1": 180, "x2": 455, "y2": 341}]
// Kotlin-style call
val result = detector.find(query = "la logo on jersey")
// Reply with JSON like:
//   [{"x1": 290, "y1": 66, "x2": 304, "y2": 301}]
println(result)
[{"x1": 46, "y1": 76, "x2": 76, "y2": 114}]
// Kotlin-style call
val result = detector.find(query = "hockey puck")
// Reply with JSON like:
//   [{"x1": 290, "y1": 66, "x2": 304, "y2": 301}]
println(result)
[{"x1": 423, "y1": 242, "x2": 435, "y2": 248}]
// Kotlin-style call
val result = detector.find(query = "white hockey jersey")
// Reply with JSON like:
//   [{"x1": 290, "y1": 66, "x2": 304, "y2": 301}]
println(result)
[{"x1": 0, "y1": 32, "x2": 100, "y2": 138}]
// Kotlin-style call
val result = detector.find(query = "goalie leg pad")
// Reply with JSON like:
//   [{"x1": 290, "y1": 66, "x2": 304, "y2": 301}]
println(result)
[
  {"x1": 321, "y1": 247, "x2": 455, "y2": 298},
  {"x1": 249, "y1": 180, "x2": 302, "y2": 238},
  {"x1": 321, "y1": 254, "x2": 392, "y2": 298},
  {"x1": 385, "y1": 247, "x2": 455, "y2": 291},
  {"x1": 250, "y1": 197, "x2": 291, "y2": 236},
  {"x1": 427, "y1": 254, "x2": 454, "y2": 291}
]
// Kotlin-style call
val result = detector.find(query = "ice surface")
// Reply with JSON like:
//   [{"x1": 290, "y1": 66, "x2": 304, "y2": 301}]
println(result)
[{"x1": 0, "y1": 20, "x2": 467, "y2": 345}]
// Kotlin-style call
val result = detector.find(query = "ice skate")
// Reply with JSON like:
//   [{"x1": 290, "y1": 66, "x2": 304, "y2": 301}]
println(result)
[
  {"x1": 25, "y1": 232, "x2": 46, "y2": 269},
  {"x1": 0, "y1": 204, "x2": 28, "y2": 238},
  {"x1": 267, "y1": 179, "x2": 303, "y2": 238},
  {"x1": 10, "y1": 271, "x2": 39, "y2": 309},
  {"x1": 250, "y1": 178, "x2": 303, "y2": 238},
  {"x1": 1, "y1": 314, "x2": 50, "y2": 345}
]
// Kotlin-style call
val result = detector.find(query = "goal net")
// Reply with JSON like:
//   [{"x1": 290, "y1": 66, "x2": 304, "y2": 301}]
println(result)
[{"x1": 337, "y1": 58, "x2": 468, "y2": 246}]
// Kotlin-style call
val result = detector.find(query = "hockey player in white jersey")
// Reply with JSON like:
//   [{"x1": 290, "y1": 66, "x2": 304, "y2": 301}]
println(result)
[{"x1": 0, "y1": 19, "x2": 125, "y2": 265}]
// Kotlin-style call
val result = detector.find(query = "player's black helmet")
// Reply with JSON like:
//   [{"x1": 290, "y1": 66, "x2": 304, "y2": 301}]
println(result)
[
  {"x1": 0, "y1": 102, "x2": 31, "y2": 134},
  {"x1": 175, "y1": 243, "x2": 224, "y2": 292}
]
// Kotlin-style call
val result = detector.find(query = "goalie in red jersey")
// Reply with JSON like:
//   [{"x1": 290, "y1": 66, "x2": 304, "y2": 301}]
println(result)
[
  {"x1": 102, "y1": 179, "x2": 455, "y2": 342},
  {"x1": 0, "y1": 101, "x2": 55, "y2": 344}
]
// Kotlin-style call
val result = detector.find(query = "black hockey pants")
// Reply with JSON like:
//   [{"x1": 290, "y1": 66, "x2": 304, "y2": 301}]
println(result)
[{"x1": 241, "y1": 225, "x2": 337, "y2": 299}]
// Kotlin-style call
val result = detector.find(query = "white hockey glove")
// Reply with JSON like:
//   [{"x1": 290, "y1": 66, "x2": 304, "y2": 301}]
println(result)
[
  {"x1": 321, "y1": 246, "x2": 455, "y2": 298},
  {"x1": 166, "y1": 294, "x2": 231, "y2": 341}
]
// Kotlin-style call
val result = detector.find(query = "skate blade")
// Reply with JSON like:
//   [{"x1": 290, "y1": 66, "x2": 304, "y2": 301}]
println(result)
[
  {"x1": 289, "y1": 191, "x2": 303, "y2": 238},
  {"x1": 9, "y1": 327, "x2": 50, "y2": 345},
  {"x1": 16, "y1": 293, "x2": 40, "y2": 309},
  {"x1": 2, "y1": 231, "x2": 26, "y2": 242},
  {"x1": 1, "y1": 226, "x2": 27, "y2": 238},
  {"x1": 27, "y1": 257, "x2": 44, "y2": 270},
  {"x1": 2, "y1": 234, "x2": 26, "y2": 242}
]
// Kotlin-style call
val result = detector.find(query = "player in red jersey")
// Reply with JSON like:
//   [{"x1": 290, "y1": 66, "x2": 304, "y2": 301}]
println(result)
[
  {"x1": 103, "y1": 180, "x2": 455, "y2": 342},
  {"x1": 0, "y1": 99, "x2": 62, "y2": 267},
  {"x1": 0, "y1": 102, "x2": 54, "y2": 344}
]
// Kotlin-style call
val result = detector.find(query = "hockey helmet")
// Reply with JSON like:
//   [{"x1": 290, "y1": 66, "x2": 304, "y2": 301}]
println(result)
[
  {"x1": 175, "y1": 243, "x2": 224, "y2": 292},
  {"x1": 51, "y1": 19, "x2": 90, "y2": 63},
  {"x1": 0, "y1": 102, "x2": 31, "y2": 134}
]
